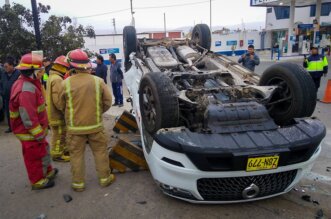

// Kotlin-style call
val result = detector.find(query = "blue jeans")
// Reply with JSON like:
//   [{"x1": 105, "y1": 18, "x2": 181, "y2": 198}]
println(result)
[{"x1": 112, "y1": 82, "x2": 123, "y2": 105}]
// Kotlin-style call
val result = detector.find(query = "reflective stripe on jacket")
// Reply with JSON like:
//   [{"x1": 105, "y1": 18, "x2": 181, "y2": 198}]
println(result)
[
  {"x1": 59, "y1": 71, "x2": 112, "y2": 135},
  {"x1": 9, "y1": 75, "x2": 48, "y2": 141},
  {"x1": 304, "y1": 54, "x2": 328, "y2": 77},
  {"x1": 46, "y1": 70, "x2": 65, "y2": 126}
]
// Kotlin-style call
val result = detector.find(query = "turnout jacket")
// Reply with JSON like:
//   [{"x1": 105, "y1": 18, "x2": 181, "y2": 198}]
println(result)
[
  {"x1": 9, "y1": 75, "x2": 48, "y2": 141},
  {"x1": 58, "y1": 71, "x2": 112, "y2": 135},
  {"x1": 46, "y1": 70, "x2": 65, "y2": 126}
]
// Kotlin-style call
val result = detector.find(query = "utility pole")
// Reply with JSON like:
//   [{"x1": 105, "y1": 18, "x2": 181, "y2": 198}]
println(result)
[
  {"x1": 112, "y1": 18, "x2": 117, "y2": 34},
  {"x1": 5, "y1": 0, "x2": 10, "y2": 5},
  {"x1": 73, "y1": 17, "x2": 77, "y2": 28},
  {"x1": 31, "y1": 0, "x2": 42, "y2": 50},
  {"x1": 130, "y1": 0, "x2": 135, "y2": 27},
  {"x1": 164, "y1": 13, "x2": 167, "y2": 38},
  {"x1": 210, "y1": 0, "x2": 212, "y2": 32}
]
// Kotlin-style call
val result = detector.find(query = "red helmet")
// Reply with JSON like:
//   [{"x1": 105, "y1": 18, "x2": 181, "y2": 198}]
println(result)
[
  {"x1": 65, "y1": 49, "x2": 91, "y2": 69},
  {"x1": 54, "y1": 55, "x2": 70, "y2": 68},
  {"x1": 16, "y1": 53, "x2": 43, "y2": 70}
]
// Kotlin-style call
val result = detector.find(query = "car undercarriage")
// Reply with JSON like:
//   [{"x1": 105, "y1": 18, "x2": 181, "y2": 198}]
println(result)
[{"x1": 122, "y1": 24, "x2": 326, "y2": 203}]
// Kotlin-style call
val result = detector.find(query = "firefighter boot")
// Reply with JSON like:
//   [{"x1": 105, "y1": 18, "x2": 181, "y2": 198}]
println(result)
[
  {"x1": 31, "y1": 178, "x2": 55, "y2": 190},
  {"x1": 99, "y1": 174, "x2": 116, "y2": 187},
  {"x1": 52, "y1": 154, "x2": 70, "y2": 162},
  {"x1": 72, "y1": 182, "x2": 85, "y2": 192},
  {"x1": 46, "y1": 168, "x2": 59, "y2": 181}
]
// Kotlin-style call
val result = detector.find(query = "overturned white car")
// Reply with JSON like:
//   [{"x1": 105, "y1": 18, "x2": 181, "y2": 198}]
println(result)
[{"x1": 123, "y1": 24, "x2": 326, "y2": 203}]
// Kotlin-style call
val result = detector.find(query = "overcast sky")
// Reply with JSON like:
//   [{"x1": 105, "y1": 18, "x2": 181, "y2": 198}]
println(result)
[{"x1": 3, "y1": 0, "x2": 266, "y2": 32}]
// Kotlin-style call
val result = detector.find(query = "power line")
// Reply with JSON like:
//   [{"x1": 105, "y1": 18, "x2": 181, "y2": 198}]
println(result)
[
  {"x1": 76, "y1": 0, "x2": 216, "y2": 19},
  {"x1": 135, "y1": 0, "x2": 215, "y2": 10},
  {"x1": 76, "y1": 8, "x2": 130, "y2": 19}
]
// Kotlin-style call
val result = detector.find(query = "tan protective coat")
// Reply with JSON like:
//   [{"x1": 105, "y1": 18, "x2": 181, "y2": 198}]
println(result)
[{"x1": 58, "y1": 71, "x2": 112, "y2": 135}]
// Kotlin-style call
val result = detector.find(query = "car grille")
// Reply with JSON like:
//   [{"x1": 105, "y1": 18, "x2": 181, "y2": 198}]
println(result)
[{"x1": 197, "y1": 170, "x2": 297, "y2": 201}]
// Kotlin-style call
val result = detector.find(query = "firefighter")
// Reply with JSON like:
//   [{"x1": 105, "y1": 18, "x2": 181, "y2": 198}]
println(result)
[
  {"x1": 46, "y1": 55, "x2": 70, "y2": 162},
  {"x1": 58, "y1": 49, "x2": 114, "y2": 192},
  {"x1": 304, "y1": 46, "x2": 329, "y2": 93},
  {"x1": 10, "y1": 53, "x2": 58, "y2": 190}
]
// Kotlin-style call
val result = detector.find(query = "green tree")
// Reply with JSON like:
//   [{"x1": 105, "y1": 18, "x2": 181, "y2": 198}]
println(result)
[
  {"x1": 0, "y1": 2, "x2": 95, "y2": 62},
  {"x1": 0, "y1": 3, "x2": 37, "y2": 61}
]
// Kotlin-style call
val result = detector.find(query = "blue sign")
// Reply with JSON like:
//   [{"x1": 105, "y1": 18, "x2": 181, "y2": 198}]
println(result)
[
  {"x1": 99, "y1": 49, "x2": 108, "y2": 54},
  {"x1": 226, "y1": 40, "x2": 237, "y2": 46},
  {"x1": 108, "y1": 48, "x2": 120, "y2": 54},
  {"x1": 248, "y1": 40, "x2": 254, "y2": 45},
  {"x1": 215, "y1": 41, "x2": 222, "y2": 47},
  {"x1": 298, "y1": 24, "x2": 313, "y2": 29},
  {"x1": 99, "y1": 48, "x2": 120, "y2": 54}
]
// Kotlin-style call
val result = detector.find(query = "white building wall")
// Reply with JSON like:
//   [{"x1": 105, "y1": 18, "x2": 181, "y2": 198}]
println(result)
[
  {"x1": 211, "y1": 31, "x2": 272, "y2": 55},
  {"x1": 83, "y1": 33, "x2": 149, "y2": 63},
  {"x1": 83, "y1": 32, "x2": 271, "y2": 58},
  {"x1": 266, "y1": 5, "x2": 331, "y2": 31}
]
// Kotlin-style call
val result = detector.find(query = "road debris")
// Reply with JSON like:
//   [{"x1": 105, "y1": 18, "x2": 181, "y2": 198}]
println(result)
[
  {"x1": 104, "y1": 193, "x2": 109, "y2": 197},
  {"x1": 301, "y1": 195, "x2": 311, "y2": 202},
  {"x1": 312, "y1": 200, "x2": 320, "y2": 205},
  {"x1": 315, "y1": 209, "x2": 324, "y2": 219},
  {"x1": 35, "y1": 214, "x2": 47, "y2": 219},
  {"x1": 63, "y1": 194, "x2": 73, "y2": 203},
  {"x1": 136, "y1": 201, "x2": 147, "y2": 205}
]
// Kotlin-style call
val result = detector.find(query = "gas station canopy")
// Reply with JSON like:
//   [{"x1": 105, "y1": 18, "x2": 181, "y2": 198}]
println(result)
[{"x1": 250, "y1": 0, "x2": 331, "y2": 7}]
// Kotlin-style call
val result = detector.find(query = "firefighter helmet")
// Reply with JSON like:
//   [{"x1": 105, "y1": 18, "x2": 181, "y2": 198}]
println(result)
[
  {"x1": 52, "y1": 55, "x2": 70, "y2": 74},
  {"x1": 16, "y1": 53, "x2": 43, "y2": 70},
  {"x1": 65, "y1": 49, "x2": 91, "y2": 69},
  {"x1": 54, "y1": 55, "x2": 70, "y2": 68}
]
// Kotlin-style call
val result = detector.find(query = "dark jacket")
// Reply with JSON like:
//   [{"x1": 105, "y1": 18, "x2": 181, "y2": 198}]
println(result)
[
  {"x1": 238, "y1": 53, "x2": 260, "y2": 72},
  {"x1": 110, "y1": 60, "x2": 123, "y2": 83},
  {"x1": 95, "y1": 63, "x2": 108, "y2": 84},
  {"x1": 0, "y1": 69, "x2": 21, "y2": 101}
]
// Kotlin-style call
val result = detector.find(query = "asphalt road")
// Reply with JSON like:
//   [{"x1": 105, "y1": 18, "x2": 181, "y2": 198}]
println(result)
[{"x1": 0, "y1": 59, "x2": 330, "y2": 219}]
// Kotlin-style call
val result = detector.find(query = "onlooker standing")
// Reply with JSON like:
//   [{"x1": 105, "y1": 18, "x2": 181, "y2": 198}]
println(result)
[
  {"x1": 42, "y1": 57, "x2": 52, "y2": 88},
  {"x1": 304, "y1": 46, "x2": 328, "y2": 93},
  {"x1": 109, "y1": 53, "x2": 124, "y2": 107},
  {"x1": 95, "y1": 55, "x2": 108, "y2": 84},
  {"x1": 238, "y1": 45, "x2": 260, "y2": 72},
  {"x1": 0, "y1": 57, "x2": 20, "y2": 133},
  {"x1": 0, "y1": 63, "x2": 5, "y2": 122}
]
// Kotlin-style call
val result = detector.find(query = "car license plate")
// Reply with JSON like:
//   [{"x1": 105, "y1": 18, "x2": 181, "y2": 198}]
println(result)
[{"x1": 246, "y1": 155, "x2": 279, "y2": 172}]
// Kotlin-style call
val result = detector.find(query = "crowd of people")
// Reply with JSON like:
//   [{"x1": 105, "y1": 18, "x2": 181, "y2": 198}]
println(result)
[{"x1": 0, "y1": 49, "x2": 123, "y2": 191}]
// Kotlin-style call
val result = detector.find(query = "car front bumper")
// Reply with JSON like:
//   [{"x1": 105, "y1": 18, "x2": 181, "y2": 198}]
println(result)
[{"x1": 145, "y1": 140, "x2": 321, "y2": 204}]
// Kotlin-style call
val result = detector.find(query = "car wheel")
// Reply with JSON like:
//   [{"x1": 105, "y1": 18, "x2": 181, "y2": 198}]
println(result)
[
  {"x1": 123, "y1": 26, "x2": 137, "y2": 70},
  {"x1": 139, "y1": 72, "x2": 179, "y2": 134},
  {"x1": 191, "y1": 24, "x2": 211, "y2": 52},
  {"x1": 259, "y1": 62, "x2": 316, "y2": 125}
]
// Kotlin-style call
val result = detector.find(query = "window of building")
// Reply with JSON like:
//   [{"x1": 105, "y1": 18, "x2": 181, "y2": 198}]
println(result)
[
  {"x1": 267, "y1": 8, "x2": 272, "y2": 13},
  {"x1": 310, "y1": 3, "x2": 331, "y2": 17},
  {"x1": 273, "y1": 7, "x2": 290, "y2": 19}
]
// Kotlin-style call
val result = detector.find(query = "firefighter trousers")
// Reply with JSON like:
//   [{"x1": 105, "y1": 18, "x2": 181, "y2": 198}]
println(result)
[
  {"x1": 50, "y1": 125, "x2": 67, "y2": 158},
  {"x1": 21, "y1": 140, "x2": 53, "y2": 184},
  {"x1": 67, "y1": 131, "x2": 110, "y2": 184}
]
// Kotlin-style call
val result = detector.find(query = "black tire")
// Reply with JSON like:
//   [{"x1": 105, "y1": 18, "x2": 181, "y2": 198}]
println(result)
[
  {"x1": 123, "y1": 26, "x2": 137, "y2": 70},
  {"x1": 259, "y1": 62, "x2": 316, "y2": 125},
  {"x1": 139, "y1": 72, "x2": 179, "y2": 134},
  {"x1": 191, "y1": 24, "x2": 211, "y2": 52}
]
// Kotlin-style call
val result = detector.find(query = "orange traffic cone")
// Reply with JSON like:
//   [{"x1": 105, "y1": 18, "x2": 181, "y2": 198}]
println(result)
[{"x1": 321, "y1": 79, "x2": 331, "y2": 103}]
